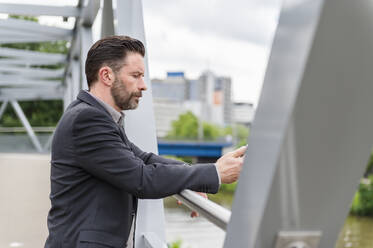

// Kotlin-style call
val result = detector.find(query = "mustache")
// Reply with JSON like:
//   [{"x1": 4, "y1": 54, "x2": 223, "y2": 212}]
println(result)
[{"x1": 132, "y1": 92, "x2": 142, "y2": 97}]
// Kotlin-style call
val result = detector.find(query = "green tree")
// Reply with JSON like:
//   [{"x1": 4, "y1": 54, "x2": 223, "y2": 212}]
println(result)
[
  {"x1": 224, "y1": 124, "x2": 250, "y2": 147},
  {"x1": 350, "y1": 175, "x2": 373, "y2": 216},
  {"x1": 166, "y1": 111, "x2": 223, "y2": 141},
  {"x1": 167, "y1": 111, "x2": 199, "y2": 140}
]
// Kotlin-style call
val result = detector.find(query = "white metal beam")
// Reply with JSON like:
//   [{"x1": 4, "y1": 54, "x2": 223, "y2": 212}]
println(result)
[
  {"x1": 0, "y1": 37, "x2": 66, "y2": 44},
  {"x1": 115, "y1": 1, "x2": 167, "y2": 247},
  {"x1": 0, "y1": 100, "x2": 8, "y2": 120},
  {"x1": 0, "y1": 77, "x2": 60, "y2": 87},
  {"x1": 79, "y1": 26, "x2": 92, "y2": 90},
  {"x1": 101, "y1": 0, "x2": 115, "y2": 37},
  {"x1": 0, "y1": 29, "x2": 67, "y2": 40},
  {"x1": 0, "y1": 47, "x2": 66, "y2": 63},
  {"x1": 0, "y1": 58, "x2": 66, "y2": 66},
  {"x1": 63, "y1": 75, "x2": 73, "y2": 110},
  {"x1": 0, "y1": 66, "x2": 64, "y2": 79},
  {"x1": 0, "y1": 3, "x2": 80, "y2": 17},
  {"x1": 80, "y1": 0, "x2": 101, "y2": 27},
  {"x1": 63, "y1": 0, "x2": 98, "y2": 91},
  {"x1": 0, "y1": 19, "x2": 72, "y2": 39},
  {"x1": 0, "y1": 87, "x2": 64, "y2": 101},
  {"x1": 224, "y1": 0, "x2": 373, "y2": 247},
  {"x1": 71, "y1": 59, "x2": 81, "y2": 99},
  {"x1": 10, "y1": 100, "x2": 43, "y2": 152},
  {"x1": 116, "y1": 0, "x2": 146, "y2": 41},
  {"x1": 43, "y1": 133, "x2": 54, "y2": 151}
]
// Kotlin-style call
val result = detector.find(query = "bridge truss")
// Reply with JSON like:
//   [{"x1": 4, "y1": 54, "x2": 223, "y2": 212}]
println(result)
[{"x1": 1, "y1": 0, "x2": 373, "y2": 248}]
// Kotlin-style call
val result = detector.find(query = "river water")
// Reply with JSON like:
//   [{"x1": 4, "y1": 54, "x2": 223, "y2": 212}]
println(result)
[{"x1": 164, "y1": 205, "x2": 373, "y2": 248}]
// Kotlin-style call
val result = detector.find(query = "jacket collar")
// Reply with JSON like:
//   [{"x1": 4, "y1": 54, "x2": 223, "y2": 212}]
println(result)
[{"x1": 76, "y1": 90, "x2": 113, "y2": 120}]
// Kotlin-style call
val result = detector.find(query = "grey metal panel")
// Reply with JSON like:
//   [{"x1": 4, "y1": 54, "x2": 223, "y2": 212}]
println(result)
[
  {"x1": 101, "y1": 0, "x2": 115, "y2": 37},
  {"x1": 224, "y1": 0, "x2": 373, "y2": 247},
  {"x1": 79, "y1": 26, "x2": 92, "y2": 90},
  {"x1": 64, "y1": 76, "x2": 73, "y2": 111},
  {"x1": 0, "y1": 18, "x2": 72, "y2": 37},
  {"x1": 0, "y1": 77, "x2": 60, "y2": 87},
  {"x1": 0, "y1": 3, "x2": 80, "y2": 17},
  {"x1": 80, "y1": 0, "x2": 101, "y2": 27},
  {"x1": 0, "y1": 66, "x2": 64, "y2": 78},
  {"x1": 71, "y1": 59, "x2": 81, "y2": 99},
  {"x1": 0, "y1": 59, "x2": 66, "y2": 66},
  {"x1": 0, "y1": 47, "x2": 66, "y2": 63},
  {"x1": 0, "y1": 87, "x2": 64, "y2": 101},
  {"x1": 115, "y1": 1, "x2": 167, "y2": 247},
  {"x1": 115, "y1": 0, "x2": 156, "y2": 161},
  {"x1": 0, "y1": 29, "x2": 71, "y2": 43},
  {"x1": 0, "y1": 36, "x2": 68, "y2": 44}
]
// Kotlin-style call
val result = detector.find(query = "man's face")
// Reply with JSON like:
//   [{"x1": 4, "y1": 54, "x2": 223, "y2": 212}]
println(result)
[{"x1": 110, "y1": 52, "x2": 147, "y2": 110}]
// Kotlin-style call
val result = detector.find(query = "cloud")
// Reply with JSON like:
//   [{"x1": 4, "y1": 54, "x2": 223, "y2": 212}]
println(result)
[
  {"x1": 143, "y1": 0, "x2": 281, "y2": 46},
  {"x1": 142, "y1": 0, "x2": 281, "y2": 104},
  {"x1": 143, "y1": 14, "x2": 272, "y2": 103}
]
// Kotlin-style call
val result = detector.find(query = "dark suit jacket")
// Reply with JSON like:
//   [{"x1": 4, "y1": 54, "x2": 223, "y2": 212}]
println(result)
[{"x1": 45, "y1": 90, "x2": 219, "y2": 248}]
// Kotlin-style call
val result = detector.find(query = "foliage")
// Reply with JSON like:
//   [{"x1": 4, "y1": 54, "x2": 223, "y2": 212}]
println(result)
[
  {"x1": 168, "y1": 240, "x2": 182, "y2": 248},
  {"x1": 166, "y1": 111, "x2": 199, "y2": 140},
  {"x1": 2, "y1": 15, "x2": 68, "y2": 58},
  {"x1": 202, "y1": 122, "x2": 222, "y2": 141},
  {"x1": 224, "y1": 124, "x2": 250, "y2": 148},
  {"x1": 350, "y1": 176, "x2": 373, "y2": 216},
  {"x1": 166, "y1": 111, "x2": 249, "y2": 142},
  {"x1": 219, "y1": 182, "x2": 237, "y2": 193},
  {"x1": 0, "y1": 100, "x2": 63, "y2": 127}
]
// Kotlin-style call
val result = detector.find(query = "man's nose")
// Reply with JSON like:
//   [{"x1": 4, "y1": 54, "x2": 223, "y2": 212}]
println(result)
[{"x1": 139, "y1": 78, "x2": 147, "y2": 91}]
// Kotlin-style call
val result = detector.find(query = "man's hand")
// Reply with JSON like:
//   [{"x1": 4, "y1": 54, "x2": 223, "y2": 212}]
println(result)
[{"x1": 216, "y1": 145, "x2": 247, "y2": 184}]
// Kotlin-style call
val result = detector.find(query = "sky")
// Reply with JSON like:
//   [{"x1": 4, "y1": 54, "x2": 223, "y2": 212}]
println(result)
[
  {"x1": 142, "y1": 0, "x2": 282, "y2": 104},
  {"x1": 0, "y1": 0, "x2": 282, "y2": 105}
]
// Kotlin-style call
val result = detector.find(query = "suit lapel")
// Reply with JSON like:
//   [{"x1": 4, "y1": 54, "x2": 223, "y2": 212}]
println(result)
[
  {"x1": 77, "y1": 90, "x2": 132, "y2": 148},
  {"x1": 118, "y1": 125, "x2": 132, "y2": 149}
]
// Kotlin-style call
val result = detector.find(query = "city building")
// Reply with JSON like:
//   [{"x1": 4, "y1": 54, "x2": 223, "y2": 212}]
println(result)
[
  {"x1": 151, "y1": 71, "x2": 253, "y2": 138},
  {"x1": 232, "y1": 102, "x2": 254, "y2": 127}
]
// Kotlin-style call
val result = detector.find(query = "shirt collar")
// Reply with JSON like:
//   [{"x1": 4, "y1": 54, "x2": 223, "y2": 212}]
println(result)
[{"x1": 86, "y1": 90, "x2": 124, "y2": 125}]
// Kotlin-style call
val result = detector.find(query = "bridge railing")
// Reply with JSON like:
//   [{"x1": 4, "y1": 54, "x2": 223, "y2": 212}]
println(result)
[{"x1": 174, "y1": 190, "x2": 231, "y2": 230}]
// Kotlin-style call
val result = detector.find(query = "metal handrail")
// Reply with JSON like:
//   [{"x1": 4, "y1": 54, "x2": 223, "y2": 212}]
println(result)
[
  {"x1": 174, "y1": 189, "x2": 231, "y2": 230},
  {"x1": 0, "y1": 126, "x2": 55, "y2": 133}
]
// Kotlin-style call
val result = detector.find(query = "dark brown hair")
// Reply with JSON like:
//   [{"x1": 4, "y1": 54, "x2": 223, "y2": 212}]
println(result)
[{"x1": 85, "y1": 35, "x2": 145, "y2": 88}]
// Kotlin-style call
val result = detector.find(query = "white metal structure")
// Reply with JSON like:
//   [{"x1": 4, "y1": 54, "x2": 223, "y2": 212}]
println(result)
[
  {"x1": 0, "y1": 1, "x2": 169, "y2": 247},
  {"x1": 224, "y1": 0, "x2": 373, "y2": 247},
  {"x1": 1, "y1": 0, "x2": 373, "y2": 248}
]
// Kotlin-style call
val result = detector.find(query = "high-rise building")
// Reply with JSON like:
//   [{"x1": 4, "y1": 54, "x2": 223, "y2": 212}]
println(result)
[
  {"x1": 151, "y1": 72, "x2": 188, "y2": 101},
  {"x1": 195, "y1": 71, "x2": 232, "y2": 126},
  {"x1": 151, "y1": 71, "x2": 234, "y2": 137}
]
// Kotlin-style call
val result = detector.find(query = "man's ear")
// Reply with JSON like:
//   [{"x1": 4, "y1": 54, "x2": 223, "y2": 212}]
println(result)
[{"x1": 98, "y1": 66, "x2": 114, "y2": 87}]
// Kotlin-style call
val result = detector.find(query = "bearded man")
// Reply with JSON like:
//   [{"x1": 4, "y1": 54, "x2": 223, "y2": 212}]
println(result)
[{"x1": 44, "y1": 36, "x2": 246, "y2": 248}]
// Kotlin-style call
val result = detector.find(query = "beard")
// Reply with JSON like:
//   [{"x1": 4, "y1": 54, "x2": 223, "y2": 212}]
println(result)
[{"x1": 111, "y1": 77, "x2": 142, "y2": 110}]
